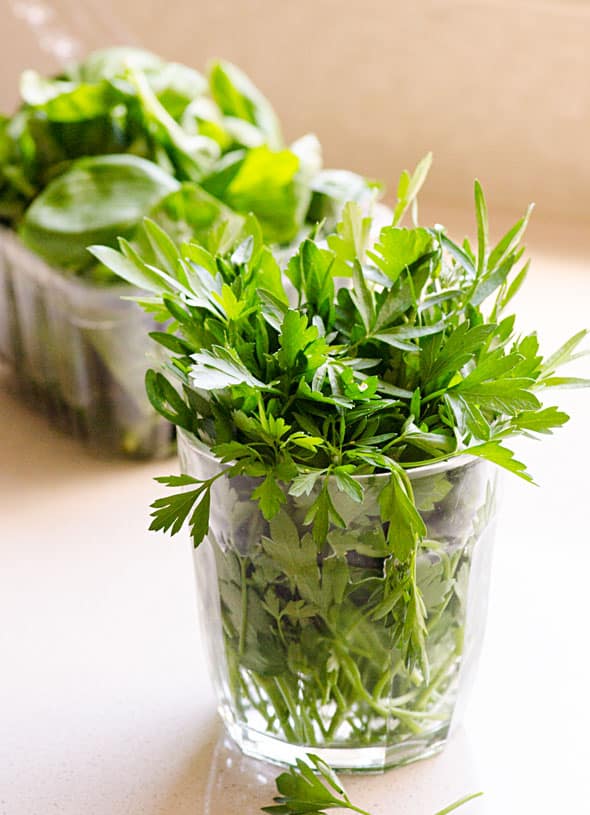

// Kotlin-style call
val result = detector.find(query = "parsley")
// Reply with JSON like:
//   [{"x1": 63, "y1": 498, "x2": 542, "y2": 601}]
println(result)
[
  {"x1": 94, "y1": 160, "x2": 588, "y2": 762},
  {"x1": 263, "y1": 753, "x2": 483, "y2": 815}
]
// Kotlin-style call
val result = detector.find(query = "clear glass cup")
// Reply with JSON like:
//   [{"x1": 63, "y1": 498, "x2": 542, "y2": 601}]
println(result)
[{"x1": 179, "y1": 429, "x2": 499, "y2": 771}]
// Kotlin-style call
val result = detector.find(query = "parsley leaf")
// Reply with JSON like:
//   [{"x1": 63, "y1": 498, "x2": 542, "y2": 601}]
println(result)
[
  {"x1": 367, "y1": 226, "x2": 433, "y2": 285},
  {"x1": 253, "y1": 474, "x2": 287, "y2": 520},
  {"x1": 189, "y1": 346, "x2": 269, "y2": 390},
  {"x1": 150, "y1": 477, "x2": 214, "y2": 542},
  {"x1": 263, "y1": 753, "x2": 483, "y2": 815},
  {"x1": 278, "y1": 310, "x2": 320, "y2": 371}
]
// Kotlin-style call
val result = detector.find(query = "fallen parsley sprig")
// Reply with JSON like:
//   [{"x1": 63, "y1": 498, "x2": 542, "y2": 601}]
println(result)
[{"x1": 264, "y1": 754, "x2": 483, "y2": 815}]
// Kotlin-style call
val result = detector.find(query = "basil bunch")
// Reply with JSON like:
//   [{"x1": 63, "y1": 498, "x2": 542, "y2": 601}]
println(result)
[{"x1": 1, "y1": 47, "x2": 376, "y2": 278}]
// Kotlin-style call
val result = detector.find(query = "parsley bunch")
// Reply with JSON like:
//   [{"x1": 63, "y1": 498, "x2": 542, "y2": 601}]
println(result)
[
  {"x1": 92, "y1": 170, "x2": 586, "y2": 534},
  {"x1": 93, "y1": 166, "x2": 587, "y2": 758}
]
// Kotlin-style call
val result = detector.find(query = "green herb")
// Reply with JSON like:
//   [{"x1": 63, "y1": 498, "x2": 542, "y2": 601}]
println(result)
[
  {"x1": 93, "y1": 163, "x2": 588, "y2": 756},
  {"x1": 208, "y1": 60, "x2": 283, "y2": 150},
  {"x1": 1, "y1": 48, "x2": 379, "y2": 459},
  {"x1": 1, "y1": 48, "x2": 377, "y2": 275},
  {"x1": 264, "y1": 753, "x2": 483, "y2": 815},
  {"x1": 19, "y1": 154, "x2": 179, "y2": 269},
  {"x1": 93, "y1": 170, "x2": 587, "y2": 495}
]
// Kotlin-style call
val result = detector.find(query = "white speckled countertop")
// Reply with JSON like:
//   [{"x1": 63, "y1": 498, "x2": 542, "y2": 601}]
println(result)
[{"x1": 1, "y1": 214, "x2": 589, "y2": 814}]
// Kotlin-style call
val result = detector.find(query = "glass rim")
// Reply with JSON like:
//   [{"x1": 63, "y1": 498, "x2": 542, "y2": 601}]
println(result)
[{"x1": 177, "y1": 428, "x2": 478, "y2": 481}]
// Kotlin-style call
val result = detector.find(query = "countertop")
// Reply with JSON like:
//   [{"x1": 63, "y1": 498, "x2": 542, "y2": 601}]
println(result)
[{"x1": 1, "y1": 218, "x2": 589, "y2": 814}]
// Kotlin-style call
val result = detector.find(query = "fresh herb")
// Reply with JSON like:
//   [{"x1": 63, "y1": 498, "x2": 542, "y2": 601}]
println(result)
[
  {"x1": 1, "y1": 47, "x2": 377, "y2": 276},
  {"x1": 93, "y1": 169, "x2": 587, "y2": 511},
  {"x1": 19, "y1": 154, "x2": 179, "y2": 270},
  {"x1": 93, "y1": 166, "x2": 588, "y2": 758},
  {"x1": 264, "y1": 754, "x2": 482, "y2": 815},
  {"x1": 0, "y1": 48, "x2": 378, "y2": 459}
]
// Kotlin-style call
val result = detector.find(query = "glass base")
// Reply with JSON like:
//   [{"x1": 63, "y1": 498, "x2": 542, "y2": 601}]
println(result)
[{"x1": 221, "y1": 708, "x2": 448, "y2": 772}]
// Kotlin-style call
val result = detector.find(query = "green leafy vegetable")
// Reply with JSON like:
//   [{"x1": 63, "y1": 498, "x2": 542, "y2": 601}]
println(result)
[
  {"x1": 392, "y1": 152, "x2": 433, "y2": 226},
  {"x1": 1, "y1": 47, "x2": 382, "y2": 463},
  {"x1": 94, "y1": 161, "x2": 587, "y2": 763},
  {"x1": 263, "y1": 753, "x2": 483, "y2": 815},
  {"x1": 220, "y1": 146, "x2": 304, "y2": 244},
  {"x1": 19, "y1": 154, "x2": 179, "y2": 269},
  {"x1": 2, "y1": 47, "x2": 378, "y2": 277},
  {"x1": 208, "y1": 60, "x2": 283, "y2": 150}
]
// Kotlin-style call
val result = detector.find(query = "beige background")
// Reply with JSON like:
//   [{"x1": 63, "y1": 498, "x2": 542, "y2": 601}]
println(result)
[{"x1": 2, "y1": 0, "x2": 590, "y2": 225}]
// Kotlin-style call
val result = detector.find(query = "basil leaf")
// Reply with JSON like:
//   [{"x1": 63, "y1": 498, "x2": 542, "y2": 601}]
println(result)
[{"x1": 20, "y1": 154, "x2": 179, "y2": 269}]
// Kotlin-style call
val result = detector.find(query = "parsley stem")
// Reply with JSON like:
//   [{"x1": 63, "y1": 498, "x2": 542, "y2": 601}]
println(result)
[
  {"x1": 414, "y1": 648, "x2": 459, "y2": 711},
  {"x1": 371, "y1": 669, "x2": 392, "y2": 701},
  {"x1": 421, "y1": 387, "x2": 450, "y2": 405},
  {"x1": 238, "y1": 673, "x2": 269, "y2": 725},
  {"x1": 433, "y1": 791, "x2": 484, "y2": 815},
  {"x1": 325, "y1": 684, "x2": 349, "y2": 740},
  {"x1": 426, "y1": 555, "x2": 463, "y2": 635},
  {"x1": 332, "y1": 644, "x2": 390, "y2": 718},
  {"x1": 259, "y1": 677, "x2": 298, "y2": 742},
  {"x1": 238, "y1": 556, "x2": 249, "y2": 658},
  {"x1": 274, "y1": 677, "x2": 307, "y2": 741},
  {"x1": 346, "y1": 803, "x2": 373, "y2": 815}
]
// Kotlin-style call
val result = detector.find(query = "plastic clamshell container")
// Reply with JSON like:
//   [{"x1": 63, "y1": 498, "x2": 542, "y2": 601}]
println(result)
[{"x1": 0, "y1": 227, "x2": 173, "y2": 459}]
